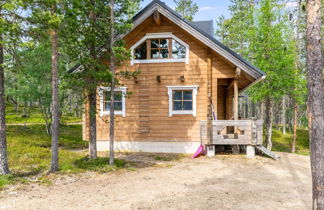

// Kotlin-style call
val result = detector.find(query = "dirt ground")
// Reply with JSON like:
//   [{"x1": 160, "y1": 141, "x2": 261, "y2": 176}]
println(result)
[{"x1": 0, "y1": 152, "x2": 311, "y2": 210}]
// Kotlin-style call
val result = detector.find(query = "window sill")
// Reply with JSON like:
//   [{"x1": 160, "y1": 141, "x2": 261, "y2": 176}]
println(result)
[
  {"x1": 132, "y1": 58, "x2": 187, "y2": 65},
  {"x1": 100, "y1": 111, "x2": 125, "y2": 117},
  {"x1": 170, "y1": 111, "x2": 195, "y2": 116}
]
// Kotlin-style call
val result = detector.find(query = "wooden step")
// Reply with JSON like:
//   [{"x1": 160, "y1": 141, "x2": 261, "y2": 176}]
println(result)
[{"x1": 256, "y1": 146, "x2": 279, "y2": 160}]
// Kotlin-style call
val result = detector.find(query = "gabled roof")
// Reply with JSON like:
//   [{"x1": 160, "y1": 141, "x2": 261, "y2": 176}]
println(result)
[
  {"x1": 130, "y1": 0, "x2": 265, "y2": 79},
  {"x1": 69, "y1": 0, "x2": 265, "y2": 81}
]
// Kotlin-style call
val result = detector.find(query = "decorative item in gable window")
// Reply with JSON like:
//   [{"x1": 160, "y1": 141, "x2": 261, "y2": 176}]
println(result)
[
  {"x1": 131, "y1": 33, "x2": 189, "y2": 65},
  {"x1": 99, "y1": 87, "x2": 127, "y2": 117}
]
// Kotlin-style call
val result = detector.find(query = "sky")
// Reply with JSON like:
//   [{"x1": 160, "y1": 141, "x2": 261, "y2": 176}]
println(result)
[{"x1": 141, "y1": 0, "x2": 232, "y2": 23}]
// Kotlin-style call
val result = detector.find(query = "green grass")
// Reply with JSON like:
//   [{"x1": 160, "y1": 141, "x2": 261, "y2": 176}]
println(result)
[
  {"x1": 6, "y1": 105, "x2": 81, "y2": 124},
  {"x1": 154, "y1": 154, "x2": 185, "y2": 161},
  {"x1": 271, "y1": 128, "x2": 309, "y2": 155},
  {"x1": 0, "y1": 124, "x2": 126, "y2": 189}
]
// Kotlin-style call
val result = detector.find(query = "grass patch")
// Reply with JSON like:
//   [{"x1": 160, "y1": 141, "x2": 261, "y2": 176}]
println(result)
[
  {"x1": 271, "y1": 128, "x2": 309, "y2": 155},
  {"x1": 6, "y1": 105, "x2": 81, "y2": 124},
  {"x1": 6, "y1": 125, "x2": 88, "y2": 175},
  {"x1": 0, "y1": 124, "x2": 132, "y2": 189},
  {"x1": 0, "y1": 175, "x2": 13, "y2": 189},
  {"x1": 154, "y1": 154, "x2": 185, "y2": 161}
]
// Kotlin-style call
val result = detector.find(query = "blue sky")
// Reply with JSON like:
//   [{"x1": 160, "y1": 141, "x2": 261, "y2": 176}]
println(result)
[{"x1": 141, "y1": 0, "x2": 232, "y2": 22}]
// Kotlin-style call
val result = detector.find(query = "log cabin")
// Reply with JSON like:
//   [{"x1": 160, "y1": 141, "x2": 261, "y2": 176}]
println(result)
[{"x1": 70, "y1": 0, "x2": 268, "y2": 156}]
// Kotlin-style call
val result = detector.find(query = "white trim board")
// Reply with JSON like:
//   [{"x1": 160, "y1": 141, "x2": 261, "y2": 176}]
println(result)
[
  {"x1": 95, "y1": 140, "x2": 201, "y2": 154},
  {"x1": 99, "y1": 87, "x2": 127, "y2": 117},
  {"x1": 167, "y1": 85, "x2": 199, "y2": 117}
]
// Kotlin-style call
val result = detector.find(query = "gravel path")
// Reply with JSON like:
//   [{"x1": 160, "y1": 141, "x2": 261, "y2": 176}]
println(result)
[{"x1": 0, "y1": 152, "x2": 311, "y2": 210}]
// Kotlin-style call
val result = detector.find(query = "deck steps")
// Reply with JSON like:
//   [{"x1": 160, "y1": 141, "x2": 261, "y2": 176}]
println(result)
[{"x1": 256, "y1": 145, "x2": 280, "y2": 160}]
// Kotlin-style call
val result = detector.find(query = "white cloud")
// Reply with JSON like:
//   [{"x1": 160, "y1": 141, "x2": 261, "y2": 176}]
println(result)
[{"x1": 199, "y1": 6, "x2": 214, "y2": 12}]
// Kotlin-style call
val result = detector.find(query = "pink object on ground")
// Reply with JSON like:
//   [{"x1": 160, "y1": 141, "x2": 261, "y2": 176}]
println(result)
[{"x1": 192, "y1": 144, "x2": 205, "y2": 158}]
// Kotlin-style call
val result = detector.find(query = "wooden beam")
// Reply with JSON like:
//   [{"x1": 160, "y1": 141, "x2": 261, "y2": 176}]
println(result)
[
  {"x1": 207, "y1": 49, "x2": 213, "y2": 144},
  {"x1": 235, "y1": 67, "x2": 241, "y2": 79},
  {"x1": 153, "y1": 11, "x2": 161, "y2": 26},
  {"x1": 234, "y1": 79, "x2": 239, "y2": 121},
  {"x1": 227, "y1": 80, "x2": 235, "y2": 91}
]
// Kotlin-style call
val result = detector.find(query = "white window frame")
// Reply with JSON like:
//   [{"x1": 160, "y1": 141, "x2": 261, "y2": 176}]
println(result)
[
  {"x1": 99, "y1": 87, "x2": 127, "y2": 117},
  {"x1": 167, "y1": 85, "x2": 199, "y2": 117},
  {"x1": 130, "y1": 32, "x2": 190, "y2": 65}
]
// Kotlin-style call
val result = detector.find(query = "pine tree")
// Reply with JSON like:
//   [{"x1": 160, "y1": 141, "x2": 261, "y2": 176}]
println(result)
[
  {"x1": 27, "y1": 0, "x2": 65, "y2": 172},
  {"x1": 63, "y1": 0, "x2": 140, "y2": 161},
  {"x1": 306, "y1": 0, "x2": 324, "y2": 208},
  {"x1": 0, "y1": 0, "x2": 23, "y2": 175},
  {"x1": 173, "y1": 0, "x2": 198, "y2": 21}
]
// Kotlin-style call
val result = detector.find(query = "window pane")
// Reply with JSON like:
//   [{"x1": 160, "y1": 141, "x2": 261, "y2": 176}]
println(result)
[
  {"x1": 160, "y1": 49, "x2": 169, "y2": 58},
  {"x1": 183, "y1": 91, "x2": 192, "y2": 100},
  {"x1": 105, "y1": 102, "x2": 111, "y2": 111},
  {"x1": 114, "y1": 91, "x2": 123, "y2": 101},
  {"x1": 183, "y1": 101, "x2": 192, "y2": 110},
  {"x1": 151, "y1": 49, "x2": 159, "y2": 59},
  {"x1": 134, "y1": 42, "x2": 147, "y2": 60},
  {"x1": 151, "y1": 39, "x2": 159, "y2": 48},
  {"x1": 115, "y1": 102, "x2": 122, "y2": 111},
  {"x1": 173, "y1": 91, "x2": 182, "y2": 100},
  {"x1": 104, "y1": 91, "x2": 111, "y2": 100},
  {"x1": 159, "y1": 39, "x2": 169, "y2": 48},
  {"x1": 172, "y1": 40, "x2": 186, "y2": 59},
  {"x1": 173, "y1": 101, "x2": 182, "y2": 111}
]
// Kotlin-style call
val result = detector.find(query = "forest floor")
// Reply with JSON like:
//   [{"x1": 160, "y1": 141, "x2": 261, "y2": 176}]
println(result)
[{"x1": 0, "y1": 152, "x2": 311, "y2": 210}]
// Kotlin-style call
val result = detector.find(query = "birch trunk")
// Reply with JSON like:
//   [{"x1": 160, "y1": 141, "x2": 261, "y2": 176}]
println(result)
[
  {"x1": 282, "y1": 96, "x2": 286, "y2": 135},
  {"x1": 265, "y1": 97, "x2": 273, "y2": 151},
  {"x1": 291, "y1": 101, "x2": 298, "y2": 153},
  {"x1": 306, "y1": 0, "x2": 324, "y2": 208}
]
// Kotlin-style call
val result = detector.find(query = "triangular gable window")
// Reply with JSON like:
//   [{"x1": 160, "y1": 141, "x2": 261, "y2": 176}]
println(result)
[{"x1": 131, "y1": 33, "x2": 189, "y2": 65}]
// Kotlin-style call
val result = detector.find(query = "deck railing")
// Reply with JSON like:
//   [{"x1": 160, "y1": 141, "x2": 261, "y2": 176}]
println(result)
[{"x1": 200, "y1": 120, "x2": 263, "y2": 145}]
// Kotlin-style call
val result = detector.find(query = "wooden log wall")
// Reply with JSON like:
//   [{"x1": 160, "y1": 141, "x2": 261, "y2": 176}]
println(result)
[{"x1": 83, "y1": 14, "x2": 254, "y2": 143}]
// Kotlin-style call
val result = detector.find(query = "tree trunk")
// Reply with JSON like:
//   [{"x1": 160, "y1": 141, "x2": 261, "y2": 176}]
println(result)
[
  {"x1": 265, "y1": 97, "x2": 273, "y2": 151},
  {"x1": 291, "y1": 101, "x2": 298, "y2": 153},
  {"x1": 260, "y1": 101, "x2": 265, "y2": 122},
  {"x1": 50, "y1": 27, "x2": 59, "y2": 173},
  {"x1": 0, "y1": 29, "x2": 9, "y2": 175},
  {"x1": 109, "y1": 0, "x2": 115, "y2": 166},
  {"x1": 88, "y1": 90, "x2": 97, "y2": 159},
  {"x1": 87, "y1": 0, "x2": 97, "y2": 159},
  {"x1": 282, "y1": 96, "x2": 286, "y2": 135},
  {"x1": 306, "y1": 0, "x2": 324, "y2": 208}
]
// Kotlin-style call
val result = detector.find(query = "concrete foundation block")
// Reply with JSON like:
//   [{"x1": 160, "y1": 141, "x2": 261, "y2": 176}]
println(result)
[
  {"x1": 246, "y1": 145, "x2": 255, "y2": 158},
  {"x1": 207, "y1": 145, "x2": 215, "y2": 157}
]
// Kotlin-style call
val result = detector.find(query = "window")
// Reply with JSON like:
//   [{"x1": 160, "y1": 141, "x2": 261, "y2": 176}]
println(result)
[
  {"x1": 131, "y1": 33, "x2": 189, "y2": 65},
  {"x1": 173, "y1": 90, "x2": 193, "y2": 111},
  {"x1": 134, "y1": 42, "x2": 147, "y2": 60},
  {"x1": 167, "y1": 86, "x2": 198, "y2": 117},
  {"x1": 99, "y1": 87, "x2": 127, "y2": 117}
]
